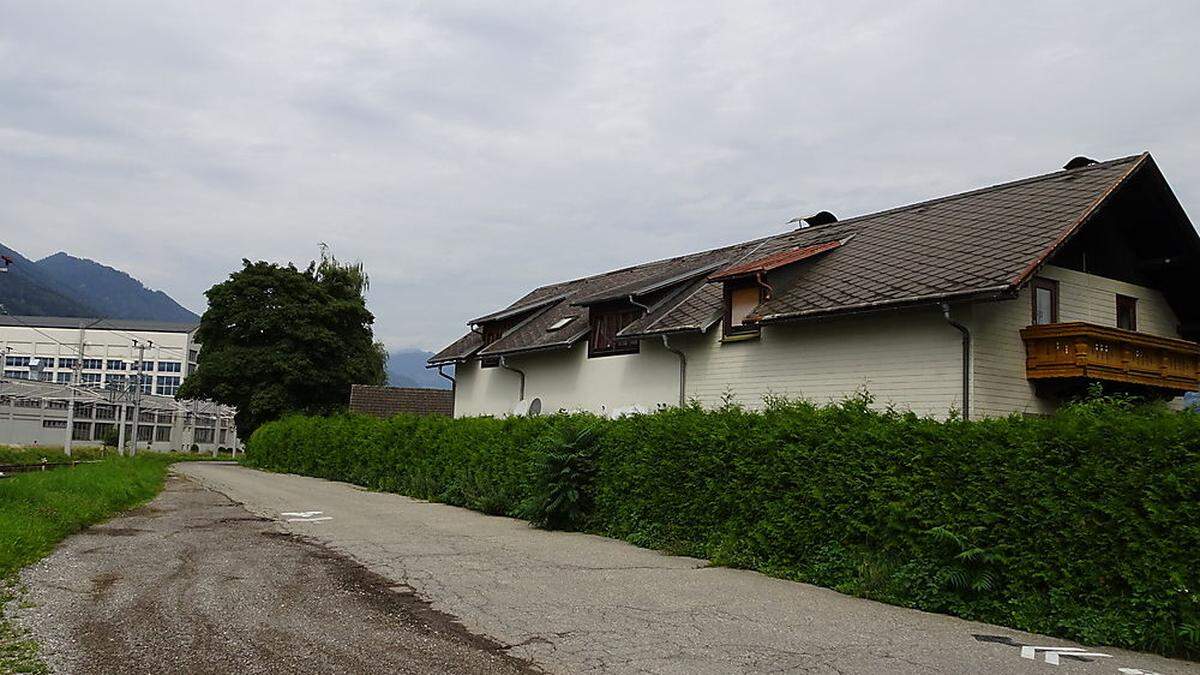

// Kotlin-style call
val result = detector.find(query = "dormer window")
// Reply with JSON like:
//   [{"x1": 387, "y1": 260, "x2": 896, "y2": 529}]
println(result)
[
  {"x1": 723, "y1": 281, "x2": 764, "y2": 339},
  {"x1": 588, "y1": 305, "x2": 641, "y2": 357},
  {"x1": 478, "y1": 320, "x2": 514, "y2": 368}
]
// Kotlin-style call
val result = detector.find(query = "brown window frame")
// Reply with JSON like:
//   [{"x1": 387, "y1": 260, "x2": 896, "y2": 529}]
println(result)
[
  {"x1": 723, "y1": 281, "x2": 765, "y2": 339},
  {"x1": 1116, "y1": 294, "x2": 1138, "y2": 332},
  {"x1": 588, "y1": 306, "x2": 642, "y2": 358},
  {"x1": 1030, "y1": 277, "x2": 1059, "y2": 325}
]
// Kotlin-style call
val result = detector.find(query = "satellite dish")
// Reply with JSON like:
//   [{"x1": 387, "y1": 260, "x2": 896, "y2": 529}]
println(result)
[{"x1": 511, "y1": 397, "x2": 543, "y2": 417}]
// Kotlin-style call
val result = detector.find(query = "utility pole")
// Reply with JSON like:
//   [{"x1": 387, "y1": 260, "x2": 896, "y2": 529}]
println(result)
[
  {"x1": 129, "y1": 340, "x2": 150, "y2": 457},
  {"x1": 1, "y1": 346, "x2": 12, "y2": 446},
  {"x1": 63, "y1": 318, "x2": 105, "y2": 456}
]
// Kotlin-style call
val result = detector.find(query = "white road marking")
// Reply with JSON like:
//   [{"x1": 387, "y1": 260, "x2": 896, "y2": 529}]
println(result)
[
  {"x1": 286, "y1": 516, "x2": 332, "y2": 523},
  {"x1": 281, "y1": 511, "x2": 323, "y2": 518},
  {"x1": 1019, "y1": 645, "x2": 1111, "y2": 665},
  {"x1": 1118, "y1": 669, "x2": 1162, "y2": 675}
]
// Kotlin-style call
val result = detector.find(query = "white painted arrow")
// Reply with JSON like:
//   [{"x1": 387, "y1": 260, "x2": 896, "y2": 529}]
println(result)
[{"x1": 1020, "y1": 645, "x2": 1111, "y2": 665}]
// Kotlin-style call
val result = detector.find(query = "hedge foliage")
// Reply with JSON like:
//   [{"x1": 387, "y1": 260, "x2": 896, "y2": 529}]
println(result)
[{"x1": 245, "y1": 395, "x2": 1200, "y2": 658}]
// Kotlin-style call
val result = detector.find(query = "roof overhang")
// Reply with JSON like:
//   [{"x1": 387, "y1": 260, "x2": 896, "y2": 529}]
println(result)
[
  {"x1": 570, "y1": 262, "x2": 728, "y2": 307},
  {"x1": 752, "y1": 284, "x2": 1016, "y2": 325},
  {"x1": 476, "y1": 327, "x2": 591, "y2": 359},
  {"x1": 469, "y1": 293, "x2": 569, "y2": 325}
]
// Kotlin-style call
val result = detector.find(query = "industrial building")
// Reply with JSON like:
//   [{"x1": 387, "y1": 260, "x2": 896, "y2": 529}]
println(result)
[{"x1": 0, "y1": 315, "x2": 237, "y2": 452}]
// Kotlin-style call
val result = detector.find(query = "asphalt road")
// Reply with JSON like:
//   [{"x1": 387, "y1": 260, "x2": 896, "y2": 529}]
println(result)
[
  {"x1": 164, "y1": 463, "x2": 1198, "y2": 675},
  {"x1": 13, "y1": 473, "x2": 533, "y2": 674}
]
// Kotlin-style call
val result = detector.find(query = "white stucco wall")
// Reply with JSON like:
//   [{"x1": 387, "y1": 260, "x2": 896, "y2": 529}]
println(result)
[
  {"x1": 454, "y1": 265, "x2": 1189, "y2": 420},
  {"x1": 454, "y1": 338, "x2": 681, "y2": 417},
  {"x1": 677, "y1": 308, "x2": 964, "y2": 416},
  {"x1": 455, "y1": 307, "x2": 964, "y2": 418},
  {"x1": 967, "y1": 264, "x2": 1184, "y2": 418}
]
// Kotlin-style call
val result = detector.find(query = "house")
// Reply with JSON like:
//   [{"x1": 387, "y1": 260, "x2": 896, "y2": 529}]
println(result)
[{"x1": 429, "y1": 153, "x2": 1200, "y2": 419}]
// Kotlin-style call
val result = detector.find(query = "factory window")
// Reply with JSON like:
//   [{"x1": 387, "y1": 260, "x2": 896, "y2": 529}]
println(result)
[
  {"x1": 92, "y1": 423, "x2": 115, "y2": 441},
  {"x1": 72, "y1": 422, "x2": 92, "y2": 440},
  {"x1": 142, "y1": 360, "x2": 155, "y2": 371},
  {"x1": 137, "y1": 425, "x2": 154, "y2": 442},
  {"x1": 157, "y1": 412, "x2": 173, "y2": 424},
  {"x1": 156, "y1": 375, "x2": 181, "y2": 396},
  {"x1": 4, "y1": 355, "x2": 29, "y2": 367},
  {"x1": 4, "y1": 370, "x2": 27, "y2": 379},
  {"x1": 81, "y1": 358, "x2": 103, "y2": 370},
  {"x1": 106, "y1": 359, "x2": 127, "y2": 370},
  {"x1": 15, "y1": 398, "x2": 42, "y2": 408},
  {"x1": 59, "y1": 358, "x2": 77, "y2": 369},
  {"x1": 47, "y1": 400, "x2": 69, "y2": 410},
  {"x1": 158, "y1": 361, "x2": 182, "y2": 372},
  {"x1": 80, "y1": 373, "x2": 102, "y2": 386},
  {"x1": 42, "y1": 420, "x2": 68, "y2": 429},
  {"x1": 74, "y1": 402, "x2": 94, "y2": 418},
  {"x1": 105, "y1": 374, "x2": 128, "y2": 387},
  {"x1": 155, "y1": 426, "x2": 172, "y2": 442},
  {"x1": 95, "y1": 405, "x2": 116, "y2": 420},
  {"x1": 55, "y1": 372, "x2": 71, "y2": 384},
  {"x1": 31, "y1": 356, "x2": 55, "y2": 368}
]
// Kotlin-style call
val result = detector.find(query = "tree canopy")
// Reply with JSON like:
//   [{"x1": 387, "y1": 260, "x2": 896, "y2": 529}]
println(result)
[{"x1": 178, "y1": 250, "x2": 386, "y2": 437}]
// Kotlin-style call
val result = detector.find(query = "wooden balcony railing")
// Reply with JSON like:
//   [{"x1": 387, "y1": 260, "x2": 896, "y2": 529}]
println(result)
[{"x1": 1020, "y1": 322, "x2": 1200, "y2": 394}]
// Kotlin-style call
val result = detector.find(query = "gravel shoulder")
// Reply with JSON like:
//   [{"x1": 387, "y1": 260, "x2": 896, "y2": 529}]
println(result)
[{"x1": 13, "y1": 472, "x2": 533, "y2": 675}]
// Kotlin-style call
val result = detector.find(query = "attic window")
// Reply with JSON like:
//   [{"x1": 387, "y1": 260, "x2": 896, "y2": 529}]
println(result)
[
  {"x1": 547, "y1": 316, "x2": 576, "y2": 332},
  {"x1": 723, "y1": 282, "x2": 764, "y2": 340},
  {"x1": 588, "y1": 306, "x2": 641, "y2": 357}
]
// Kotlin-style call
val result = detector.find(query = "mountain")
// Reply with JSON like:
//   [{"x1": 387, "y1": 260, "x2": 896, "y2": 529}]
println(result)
[
  {"x1": 0, "y1": 243, "x2": 98, "y2": 316},
  {"x1": 0, "y1": 243, "x2": 197, "y2": 322},
  {"x1": 387, "y1": 349, "x2": 451, "y2": 389},
  {"x1": 36, "y1": 252, "x2": 198, "y2": 322}
]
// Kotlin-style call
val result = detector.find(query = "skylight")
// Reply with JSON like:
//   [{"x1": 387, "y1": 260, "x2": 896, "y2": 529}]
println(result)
[{"x1": 547, "y1": 316, "x2": 577, "y2": 332}]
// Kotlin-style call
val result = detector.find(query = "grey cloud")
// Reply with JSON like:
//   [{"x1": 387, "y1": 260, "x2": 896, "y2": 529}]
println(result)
[{"x1": 0, "y1": 2, "x2": 1197, "y2": 351}]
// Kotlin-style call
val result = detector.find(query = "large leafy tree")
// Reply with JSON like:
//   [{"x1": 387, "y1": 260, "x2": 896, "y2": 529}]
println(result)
[{"x1": 179, "y1": 249, "x2": 387, "y2": 437}]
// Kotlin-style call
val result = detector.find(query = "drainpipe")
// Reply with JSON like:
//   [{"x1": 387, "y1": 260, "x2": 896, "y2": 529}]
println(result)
[
  {"x1": 437, "y1": 364, "x2": 456, "y2": 416},
  {"x1": 941, "y1": 302, "x2": 971, "y2": 421},
  {"x1": 498, "y1": 356, "x2": 525, "y2": 400},
  {"x1": 661, "y1": 334, "x2": 687, "y2": 407}
]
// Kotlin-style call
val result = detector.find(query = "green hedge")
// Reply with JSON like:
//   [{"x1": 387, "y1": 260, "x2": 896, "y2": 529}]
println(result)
[{"x1": 244, "y1": 395, "x2": 1200, "y2": 658}]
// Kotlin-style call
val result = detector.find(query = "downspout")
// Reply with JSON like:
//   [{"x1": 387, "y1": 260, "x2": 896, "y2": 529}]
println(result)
[
  {"x1": 661, "y1": 334, "x2": 687, "y2": 407},
  {"x1": 940, "y1": 302, "x2": 971, "y2": 421},
  {"x1": 498, "y1": 356, "x2": 525, "y2": 400},
  {"x1": 437, "y1": 364, "x2": 456, "y2": 416},
  {"x1": 627, "y1": 294, "x2": 688, "y2": 407}
]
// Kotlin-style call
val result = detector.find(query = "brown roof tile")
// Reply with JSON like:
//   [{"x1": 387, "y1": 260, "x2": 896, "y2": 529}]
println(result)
[{"x1": 434, "y1": 154, "x2": 1152, "y2": 362}]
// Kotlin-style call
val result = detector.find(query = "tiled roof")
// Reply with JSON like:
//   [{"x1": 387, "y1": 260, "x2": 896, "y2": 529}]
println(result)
[
  {"x1": 433, "y1": 154, "x2": 1154, "y2": 363},
  {"x1": 348, "y1": 384, "x2": 453, "y2": 417},
  {"x1": 709, "y1": 238, "x2": 848, "y2": 282}
]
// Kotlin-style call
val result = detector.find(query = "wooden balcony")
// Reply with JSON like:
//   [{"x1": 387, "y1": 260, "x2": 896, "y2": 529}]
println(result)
[{"x1": 1021, "y1": 322, "x2": 1200, "y2": 395}]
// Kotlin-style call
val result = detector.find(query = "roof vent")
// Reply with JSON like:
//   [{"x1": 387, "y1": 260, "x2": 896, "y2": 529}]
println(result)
[
  {"x1": 1063, "y1": 156, "x2": 1098, "y2": 170},
  {"x1": 789, "y1": 211, "x2": 838, "y2": 229}
]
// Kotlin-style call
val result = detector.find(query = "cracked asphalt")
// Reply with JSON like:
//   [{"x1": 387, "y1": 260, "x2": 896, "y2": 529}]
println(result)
[
  {"x1": 172, "y1": 463, "x2": 1198, "y2": 674},
  {"x1": 13, "y1": 473, "x2": 533, "y2": 674},
  {"x1": 23, "y1": 461, "x2": 1195, "y2": 674}
]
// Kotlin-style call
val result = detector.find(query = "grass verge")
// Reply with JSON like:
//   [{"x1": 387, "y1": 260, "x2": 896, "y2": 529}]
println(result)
[{"x1": 0, "y1": 455, "x2": 206, "y2": 672}]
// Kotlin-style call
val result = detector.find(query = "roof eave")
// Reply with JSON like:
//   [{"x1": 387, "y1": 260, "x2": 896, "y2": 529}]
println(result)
[
  {"x1": 753, "y1": 285, "x2": 1016, "y2": 325},
  {"x1": 476, "y1": 329, "x2": 590, "y2": 359},
  {"x1": 468, "y1": 293, "x2": 569, "y2": 325}
]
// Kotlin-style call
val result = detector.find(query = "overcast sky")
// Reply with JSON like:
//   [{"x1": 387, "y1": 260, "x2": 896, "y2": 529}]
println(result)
[{"x1": 2, "y1": 2, "x2": 1198, "y2": 352}]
